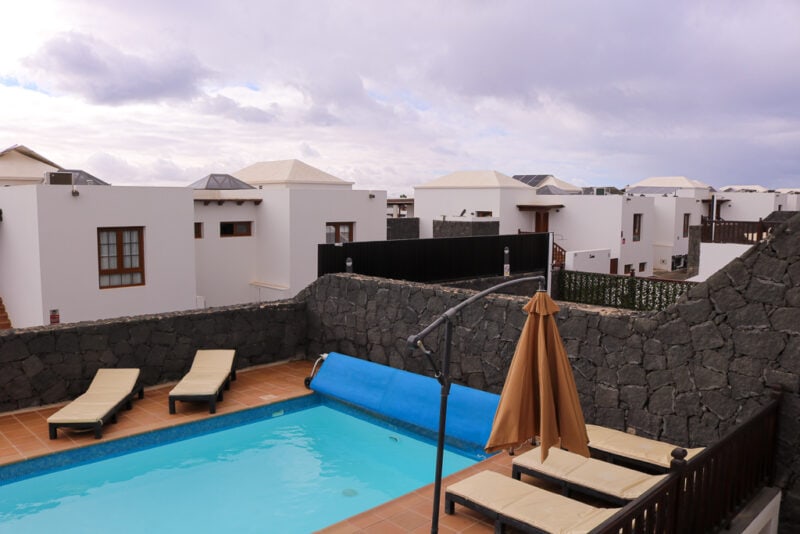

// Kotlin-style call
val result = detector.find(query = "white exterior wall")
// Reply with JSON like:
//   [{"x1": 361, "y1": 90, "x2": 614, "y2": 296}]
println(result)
[
  {"x1": 0, "y1": 185, "x2": 197, "y2": 328},
  {"x1": 717, "y1": 192, "x2": 787, "y2": 221},
  {"x1": 565, "y1": 249, "x2": 612, "y2": 273},
  {"x1": 651, "y1": 196, "x2": 704, "y2": 270},
  {"x1": 36, "y1": 186, "x2": 197, "y2": 325},
  {"x1": 193, "y1": 200, "x2": 262, "y2": 307},
  {"x1": 690, "y1": 242, "x2": 753, "y2": 282},
  {"x1": 414, "y1": 188, "x2": 503, "y2": 238},
  {"x1": 783, "y1": 194, "x2": 800, "y2": 211},
  {"x1": 499, "y1": 188, "x2": 538, "y2": 234},
  {"x1": 194, "y1": 188, "x2": 387, "y2": 305},
  {"x1": 548, "y1": 195, "x2": 654, "y2": 276},
  {"x1": 284, "y1": 188, "x2": 386, "y2": 298},
  {"x1": 620, "y1": 196, "x2": 655, "y2": 276},
  {"x1": 0, "y1": 186, "x2": 45, "y2": 327}
]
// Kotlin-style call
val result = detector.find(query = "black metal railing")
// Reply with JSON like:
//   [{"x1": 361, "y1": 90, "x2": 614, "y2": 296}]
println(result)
[{"x1": 557, "y1": 270, "x2": 696, "y2": 311}]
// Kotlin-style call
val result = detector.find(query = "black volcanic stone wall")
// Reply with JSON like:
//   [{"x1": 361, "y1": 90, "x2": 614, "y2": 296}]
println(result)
[
  {"x1": 387, "y1": 217, "x2": 419, "y2": 240},
  {"x1": 0, "y1": 300, "x2": 306, "y2": 412},
  {"x1": 432, "y1": 219, "x2": 499, "y2": 237},
  {"x1": 3, "y1": 212, "x2": 800, "y2": 530},
  {"x1": 302, "y1": 211, "x2": 800, "y2": 531}
]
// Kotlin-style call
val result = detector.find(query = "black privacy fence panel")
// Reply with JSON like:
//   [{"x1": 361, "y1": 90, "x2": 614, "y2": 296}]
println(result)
[
  {"x1": 557, "y1": 270, "x2": 697, "y2": 311},
  {"x1": 318, "y1": 233, "x2": 550, "y2": 283}
]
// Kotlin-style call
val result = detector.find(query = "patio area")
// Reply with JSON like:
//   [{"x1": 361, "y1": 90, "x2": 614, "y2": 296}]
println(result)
[{"x1": 0, "y1": 359, "x2": 537, "y2": 533}]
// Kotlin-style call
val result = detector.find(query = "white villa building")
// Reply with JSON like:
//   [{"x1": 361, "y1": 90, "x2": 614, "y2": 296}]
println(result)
[
  {"x1": 0, "y1": 184, "x2": 197, "y2": 328},
  {"x1": 0, "y1": 145, "x2": 60, "y2": 186},
  {"x1": 193, "y1": 160, "x2": 386, "y2": 306},
  {"x1": 625, "y1": 176, "x2": 713, "y2": 272},
  {"x1": 414, "y1": 170, "x2": 655, "y2": 276},
  {"x1": 533, "y1": 194, "x2": 655, "y2": 277},
  {"x1": 414, "y1": 170, "x2": 534, "y2": 238},
  {"x1": 0, "y1": 149, "x2": 387, "y2": 328}
]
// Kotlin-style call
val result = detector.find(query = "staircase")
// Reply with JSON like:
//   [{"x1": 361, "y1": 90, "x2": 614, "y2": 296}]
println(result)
[
  {"x1": 552, "y1": 242, "x2": 566, "y2": 269},
  {"x1": 0, "y1": 297, "x2": 11, "y2": 330}
]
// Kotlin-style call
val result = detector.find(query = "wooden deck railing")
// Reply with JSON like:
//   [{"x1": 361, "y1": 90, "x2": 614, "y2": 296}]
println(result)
[
  {"x1": 700, "y1": 219, "x2": 780, "y2": 244},
  {"x1": 590, "y1": 395, "x2": 780, "y2": 534},
  {"x1": 552, "y1": 242, "x2": 566, "y2": 268},
  {"x1": 672, "y1": 396, "x2": 779, "y2": 533}
]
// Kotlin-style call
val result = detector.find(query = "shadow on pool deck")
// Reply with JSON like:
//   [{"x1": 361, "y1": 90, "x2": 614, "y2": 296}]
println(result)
[{"x1": 0, "y1": 359, "x2": 533, "y2": 533}]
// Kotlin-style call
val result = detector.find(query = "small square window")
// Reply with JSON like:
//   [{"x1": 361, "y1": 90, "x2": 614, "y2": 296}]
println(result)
[
  {"x1": 220, "y1": 221, "x2": 252, "y2": 237},
  {"x1": 639, "y1": 262, "x2": 647, "y2": 272},
  {"x1": 623, "y1": 264, "x2": 633, "y2": 274},
  {"x1": 325, "y1": 222, "x2": 354, "y2": 244}
]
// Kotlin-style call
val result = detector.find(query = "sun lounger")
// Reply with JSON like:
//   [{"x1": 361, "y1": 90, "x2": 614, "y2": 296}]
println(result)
[
  {"x1": 47, "y1": 368, "x2": 143, "y2": 440},
  {"x1": 445, "y1": 470, "x2": 620, "y2": 534},
  {"x1": 168, "y1": 349, "x2": 236, "y2": 414},
  {"x1": 586, "y1": 424, "x2": 704, "y2": 473},
  {"x1": 512, "y1": 446, "x2": 667, "y2": 506}
]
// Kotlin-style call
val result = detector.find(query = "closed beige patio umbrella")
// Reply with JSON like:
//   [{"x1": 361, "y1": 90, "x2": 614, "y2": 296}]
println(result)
[{"x1": 485, "y1": 290, "x2": 589, "y2": 461}]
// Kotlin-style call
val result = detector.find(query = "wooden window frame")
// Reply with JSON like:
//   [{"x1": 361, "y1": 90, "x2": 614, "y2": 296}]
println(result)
[
  {"x1": 98, "y1": 227, "x2": 145, "y2": 289},
  {"x1": 682, "y1": 213, "x2": 690, "y2": 238},
  {"x1": 632, "y1": 213, "x2": 642, "y2": 242},
  {"x1": 220, "y1": 221, "x2": 252, "y2": 237},
  {"x1": 194, "y1": 222, "x2": 203, "y2": 239},
  {"x1": 639, "y1": 262, "x2": 647, "y2": 272},
  {"x1": 326, "y1": 222, "x2": 354, "y2": 244}
]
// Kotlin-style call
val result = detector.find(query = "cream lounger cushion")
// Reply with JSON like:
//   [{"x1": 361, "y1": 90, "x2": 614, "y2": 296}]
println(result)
[
  {"x1": 513, "y1": 446, "x2": 667, "y2": 501},
  {"x1": 169, "y1": 350, "x2": 235, "y2": 398},
  {"x1": 47, "y1": 368, "x2": 140, "y2": 425},
  {"x1": 446, "y1": 471, "x2": 620, "y2": 534},
  {"x1": 586, "y1": 424, "x2": 704, "y2": 469},
  {"x1": 168, "y1": 349, "x2": 237, "y2": 414}
]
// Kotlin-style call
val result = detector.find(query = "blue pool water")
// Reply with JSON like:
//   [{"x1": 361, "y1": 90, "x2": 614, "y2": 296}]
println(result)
[{"x1": 0, "y1": 400, "x2": 479, "y2": 533}]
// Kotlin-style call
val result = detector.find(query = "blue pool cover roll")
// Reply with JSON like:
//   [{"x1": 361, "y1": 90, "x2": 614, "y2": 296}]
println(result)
[{"x1": 310, "y1": 352, "x2": 500, "y2": 450}]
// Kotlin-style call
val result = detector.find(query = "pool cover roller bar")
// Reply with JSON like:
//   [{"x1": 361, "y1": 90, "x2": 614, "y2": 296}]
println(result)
[{"x1": 310, "y1": 352, "x2": 499, "y2": 449}]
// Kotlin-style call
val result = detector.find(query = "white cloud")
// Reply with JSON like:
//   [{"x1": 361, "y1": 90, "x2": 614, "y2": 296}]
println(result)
[{"x1": 0, "y1": 0, "x2": 798, "y2": 191}]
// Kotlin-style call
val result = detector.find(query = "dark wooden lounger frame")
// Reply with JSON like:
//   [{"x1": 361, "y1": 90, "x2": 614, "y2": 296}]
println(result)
[
  {"x1": 48, "y1": 385, "x2": 144, "y2": 440},
  {"x1": 168, "y1": 366, "x2": 237, "y2": 415},
  {"x1": 446, "y1": 395, "x2": 780, "y2": 533},
  {"x1": 510, "y1": 453, "x2": 652, "y2": 506},
  {"x1": 587, "y1": 443, "x2": 673, "y2": 474}
]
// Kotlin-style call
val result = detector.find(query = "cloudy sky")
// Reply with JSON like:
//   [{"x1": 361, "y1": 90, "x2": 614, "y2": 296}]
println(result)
[{"x1": 1, "y1": 1, "x2": 798, "y2": 195}]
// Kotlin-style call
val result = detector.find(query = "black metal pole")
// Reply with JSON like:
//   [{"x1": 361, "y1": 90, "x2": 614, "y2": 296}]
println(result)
[
  {"x1": 430, "y1": 318, "x2": 452, "y2": 533},
  {"x1": 405, "y1": 274, "x2": 547, "y2": 533}
]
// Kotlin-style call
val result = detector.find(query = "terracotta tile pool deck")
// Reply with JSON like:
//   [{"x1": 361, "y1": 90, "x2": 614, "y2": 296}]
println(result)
[{"x1": 0, "y1": 359, "x2": 535, "y2": 533}]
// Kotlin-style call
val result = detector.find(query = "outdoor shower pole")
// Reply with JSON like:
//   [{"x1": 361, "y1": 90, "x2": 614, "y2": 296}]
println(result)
[
  {"x1": 430, "y1": 317, "x2": 453, "y2": 534},
  {"x1": 407, "y1": 274, "x2": 547, "y2": 534}
]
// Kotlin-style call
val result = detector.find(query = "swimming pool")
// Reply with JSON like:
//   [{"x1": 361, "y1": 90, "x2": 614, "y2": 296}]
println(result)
[{"x1": 0, "y1": 396, "x2": 480, "y2": 533}]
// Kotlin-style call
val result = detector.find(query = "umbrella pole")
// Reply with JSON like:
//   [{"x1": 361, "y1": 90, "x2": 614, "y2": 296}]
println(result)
[{"x1": 430, "y1": 317, "x2": 452, "y2": 534}]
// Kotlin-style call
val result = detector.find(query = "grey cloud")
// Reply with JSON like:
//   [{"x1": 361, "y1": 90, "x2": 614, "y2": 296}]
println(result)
[
  {"x1": 199, "y1": 95, "x2": 276, "y2": 123},
  {"x1": 299, "y1": 143, "x2": 321, "y2": 158},
  {"x1": 24, "y1": 32, "x2": 210, "y2": 104}
]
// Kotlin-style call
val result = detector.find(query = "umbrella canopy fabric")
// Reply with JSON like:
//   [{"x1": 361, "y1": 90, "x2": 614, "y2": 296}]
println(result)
[{"x1": 485, "y1": 291, "x2": 590, "y2": 461}]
